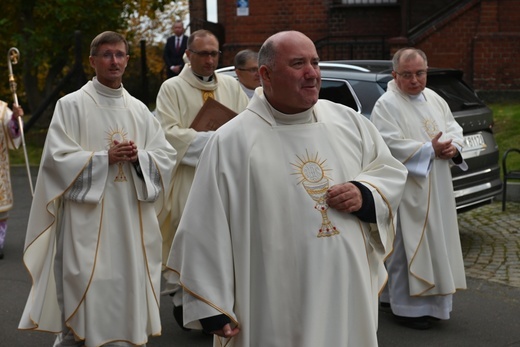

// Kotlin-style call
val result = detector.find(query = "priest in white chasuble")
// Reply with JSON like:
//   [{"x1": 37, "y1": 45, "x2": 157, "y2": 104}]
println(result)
[
  {"x1": 164, "y1": 31, "x2": 407, "y2": 347},
  {"x1": 18, "y1": 31, "x2": 176, "y2": 347},
  {"x1": 371, "y1": 47, "x2": 467, "y2": 330}
]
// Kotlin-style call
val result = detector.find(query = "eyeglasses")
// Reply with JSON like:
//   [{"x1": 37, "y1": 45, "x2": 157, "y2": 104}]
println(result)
[
  {"x1": 237, "y1": 67, "x2": 259, "y2": 73},
  {"x1": 95, "y1": 51, "x2": 128, "y2": 60},
  {"x1": 188, "y1": 49, "x2": 221, "y2": 58},
  {"x1": 395, "y1": 70, "x2": 427, "y2": 80}
]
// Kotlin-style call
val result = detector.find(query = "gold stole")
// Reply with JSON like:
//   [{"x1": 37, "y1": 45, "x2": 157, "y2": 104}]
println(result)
[{"x1": 202, "y1": 90, "x2": 215, "y2": 101}]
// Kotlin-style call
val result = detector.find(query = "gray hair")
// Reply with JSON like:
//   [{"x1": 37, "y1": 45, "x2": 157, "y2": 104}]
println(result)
[
  {"x1": 234, "y1": 49, "x2": 258, "y2": 69},
  {"x1": 258, "y1": 39, "x2": 277, "y2": 69},
  {"x1": 392, "y1": 47, "x2": 428, "y2": 71}
]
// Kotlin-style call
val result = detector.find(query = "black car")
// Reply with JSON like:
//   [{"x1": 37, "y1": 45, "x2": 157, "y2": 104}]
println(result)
[{"x1": 216, "y1": 60, "x2": 502, "y2": 212}]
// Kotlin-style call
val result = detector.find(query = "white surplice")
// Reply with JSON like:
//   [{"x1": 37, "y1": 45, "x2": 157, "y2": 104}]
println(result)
[
  {"x1": 19, "y1": 79, "x2": 176, "y2": 347},
  {"x1": 371, "y1": 80, "x2": 467, "y2": 319},
  {"x1": 165, "y1": 88, "x2": 407, "y2": 347}
]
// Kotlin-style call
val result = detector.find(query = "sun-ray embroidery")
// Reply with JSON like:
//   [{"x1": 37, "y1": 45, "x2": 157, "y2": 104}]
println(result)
[
  {"x1": 106, "y1": 127, "x2": 128, "y2": 182},
  {"x1": 423, "y1": 118, "x2": 439, "y2": 139},
  {"x1": 291, "y1": 150, "x2": 339, "y2": 238}
]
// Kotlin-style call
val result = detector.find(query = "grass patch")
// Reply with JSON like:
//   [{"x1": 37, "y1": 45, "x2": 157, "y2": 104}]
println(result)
[{"x1": 490, "y1": 103, "x2": 520, "y2": 175}]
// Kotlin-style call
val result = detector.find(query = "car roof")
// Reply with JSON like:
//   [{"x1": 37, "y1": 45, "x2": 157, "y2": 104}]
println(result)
[
  {"x1": 321, "y1": 60, "x2": 462, "y2": 77},
  {"x1": 324, "y1": 60, "x2": 392, "y2": 73}
]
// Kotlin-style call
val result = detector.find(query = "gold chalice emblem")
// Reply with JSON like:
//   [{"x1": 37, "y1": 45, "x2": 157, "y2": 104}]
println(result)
[{"x1": 292, "y1": 151, "x2": 339, "y2": 237}]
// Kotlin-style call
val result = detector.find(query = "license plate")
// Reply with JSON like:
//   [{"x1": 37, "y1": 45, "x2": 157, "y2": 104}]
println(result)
[{"x1": 463, "y1": 134, "x2": 486, "y2": 152}]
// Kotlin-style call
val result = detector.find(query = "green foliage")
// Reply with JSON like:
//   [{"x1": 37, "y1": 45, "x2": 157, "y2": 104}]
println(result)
[
  {"x1": 1, "y1": 0, "x2": 188, "y2": 166},
  {"x1": 123, "y1": 0, "x2": 189, "y2": 104},
  {"x1": 0, "y1": 0, "x2": 183, "y2": 124},
  {"x1": 0, "y1": 0, "x2": 128, "y2": 117},
  {"x1": 490, "y1": 103, "x2": 520, "y2": 175}
]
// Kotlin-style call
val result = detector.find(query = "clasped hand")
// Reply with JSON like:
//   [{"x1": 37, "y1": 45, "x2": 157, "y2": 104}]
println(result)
[
  {"x1": 109, "y1": 140, "x2": 138, "y2": 165},
  {"x1": 432, "y1": 132, "x2": 458, "y2": 160}
]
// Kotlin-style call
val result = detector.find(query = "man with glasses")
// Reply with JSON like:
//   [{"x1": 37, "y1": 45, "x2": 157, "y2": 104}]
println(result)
[
  {"x1": 234, "y1": 49, "x2": 261, "y2": 99},
  {"x1": 371, "y1": 47, "x2": 468, "y2": 330},
  {"x1": 155, "y1": 29, "x2": 249, "y2": 329},
  {"x1": 18, "y1": 31, "x2": 176, "y2": 346}
]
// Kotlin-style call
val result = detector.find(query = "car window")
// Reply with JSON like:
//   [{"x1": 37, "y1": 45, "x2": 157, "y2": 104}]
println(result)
[
  {"x1": 320, "y1": 79, "x2": 360, "y2": 112},
  {"x1": 427, "y1": 74, "x2": 485, "y2": 112}
]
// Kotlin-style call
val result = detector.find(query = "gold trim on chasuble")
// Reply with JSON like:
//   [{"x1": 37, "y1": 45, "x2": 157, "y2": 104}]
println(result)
[
  {"x1": 106, "y1": 127, "x2": 128, "y2": 182},
  {"x1": 292, "y1": 151, "x2": 339, "y2": 237}
]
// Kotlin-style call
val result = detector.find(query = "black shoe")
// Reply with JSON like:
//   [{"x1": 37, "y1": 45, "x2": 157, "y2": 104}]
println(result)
[
  {"x1": 380, "y1": 302, "x2": 391, "y2": 308},
  {"x1": 173, "y1": 305, "x2": 192, "y2": 331},
  {"x1": 0, "y1": 248, "x2": 3, "y2": 259},
  {"x1": 393, "y1": 314, "x2": 431, "y2": 330}
]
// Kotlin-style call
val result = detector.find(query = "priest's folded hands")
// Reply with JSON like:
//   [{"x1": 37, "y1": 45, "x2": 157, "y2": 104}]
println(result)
[{"x1": 109, "y1": 139, "x2": 138, "y2": 164}]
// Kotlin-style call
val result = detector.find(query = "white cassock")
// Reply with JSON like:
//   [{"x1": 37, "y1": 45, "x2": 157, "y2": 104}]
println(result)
[
  {"x1": 165, "y1": 88, "x2": 407, "y2": 347},
  {"x1": 18, "y1": 78, "x2": 176, "y2": 347},
  {"x1": 371, "y1": 80, "x2": 467, "y2": 319}
]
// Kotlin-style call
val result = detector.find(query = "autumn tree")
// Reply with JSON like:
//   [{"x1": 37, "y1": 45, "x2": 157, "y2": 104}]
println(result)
[
  {"x1": 124, "y1": 0, "x2": 189, "y2": 107},
  {"x1": 0, "y1": 0, "x2": 187, "y2": 129}
]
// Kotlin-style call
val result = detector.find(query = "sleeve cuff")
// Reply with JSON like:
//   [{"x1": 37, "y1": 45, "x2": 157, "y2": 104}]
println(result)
[
  {"x1": 349, "y1": 181, "x2": 376, "y2": 223},
  {"x1": 200, "y1": 314, "x2": 231, "y2": 333}
]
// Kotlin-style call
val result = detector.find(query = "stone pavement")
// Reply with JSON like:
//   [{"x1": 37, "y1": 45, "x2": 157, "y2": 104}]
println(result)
[{"x1": 459, "y1": 201, "x2": 520, "y2": 288}]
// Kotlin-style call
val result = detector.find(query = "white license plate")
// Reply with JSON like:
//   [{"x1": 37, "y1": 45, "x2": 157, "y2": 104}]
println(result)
[{"x1": 463, "y1": 134, "x2": 486, "y2": 152}]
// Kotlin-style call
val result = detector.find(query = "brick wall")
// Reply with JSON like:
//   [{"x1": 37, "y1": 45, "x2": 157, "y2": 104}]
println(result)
[
  {"x1": 473, "y1": 33, "x2": 520, "y2": 90},
  {"x1": 471, "y1": 0, "x2": 520, "y2": 91},
  {"x1": 414, "y1": 4, "x2": 480, "y2": 87},
  {"x1": 190, "y1": 0, "x2": 207, "y2": 26},
  {"x1": 328, "y1": 6, "x2": 401, "y2": 38},
  {"x1": 414, "y1": 0, "x2": 520, "y2": 91},
  {"x1": 192, "y1": 0, "x2": 520, "y2": 92},
  {"x1": 217, "y1": 0, "x2": 329, "y2": 66},
  {"x1": 498, "y1": 0, "x2": 520, "y2": 32}
]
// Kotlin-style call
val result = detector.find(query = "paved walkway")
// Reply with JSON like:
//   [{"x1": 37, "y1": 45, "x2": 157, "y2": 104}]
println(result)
[{"x1": 459, "y1": 201, "x2": 520, "y2": 288}]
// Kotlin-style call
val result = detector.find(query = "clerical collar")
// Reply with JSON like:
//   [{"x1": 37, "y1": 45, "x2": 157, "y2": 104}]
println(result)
[
  {"x1": 408, "y1": 92, "x2": 426, "y2": 102},
  {"x1": 192, "y1": 71, "x2": 214, "y2": 82},
  {"x1": 92, "y1": 77, "x2": 123, "y2": 98},
  {"x1": 266, "y1": 100, "x2": 315, "y2": 125}
]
